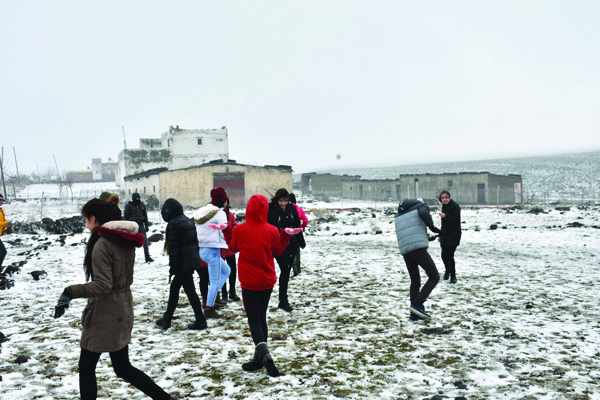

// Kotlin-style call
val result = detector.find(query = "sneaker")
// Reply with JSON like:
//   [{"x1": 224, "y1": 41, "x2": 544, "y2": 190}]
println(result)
[
  {"x1": 450, "y1": 276, "x2": 457, "y2": 284},
  {"x1": 204, "y1": 307, "x2": 221, "y2": 318},
  {"x1": 155, "y1": 315, "x2": 172, "y2": 330},
  {"x1": 278, "y1": 302, "x2": 293, "y2": 312},
  {"x1": 443, "y1": 271, "x2": 449, "y2": 280},
  {"x1": 409, "y1": 313, "x2": 424, "y2": 321},
  {"x1": 229, "y1": 293, "x2": 241, "y2": 302},
  {"x1": 410, "y1": 303, "x2": 431, "y2": 320}
]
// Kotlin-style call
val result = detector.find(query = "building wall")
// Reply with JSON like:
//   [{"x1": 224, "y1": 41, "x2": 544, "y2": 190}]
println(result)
[
  {"x1": 306, "y1": 172, "x2": 523, "y2": 205},
  {"x1": 116, "y1": 126, "x2": 230, "y2": 186},
  {"x1": 122, "y1": 163, "x2": 292, "y2": 208}
]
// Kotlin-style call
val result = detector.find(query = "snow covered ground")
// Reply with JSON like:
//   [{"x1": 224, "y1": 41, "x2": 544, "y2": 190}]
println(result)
[{"x1": 1, "y1": 198, "x2": 599, "y2": 400}]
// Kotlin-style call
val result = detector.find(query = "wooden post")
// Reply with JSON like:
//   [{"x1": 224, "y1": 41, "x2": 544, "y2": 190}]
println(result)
[{"x1": 0, "y1": 147, "x2": 7, "y2": 199}]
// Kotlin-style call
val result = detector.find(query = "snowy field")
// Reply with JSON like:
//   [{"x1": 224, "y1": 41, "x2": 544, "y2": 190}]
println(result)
[{"x1": 1, "y1": 199, "x2": 599, "y2": 400}]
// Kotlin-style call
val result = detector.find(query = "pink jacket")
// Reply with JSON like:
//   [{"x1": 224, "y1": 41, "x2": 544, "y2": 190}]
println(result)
[
  {"x1": 221, "y1": 211, "x2": 239, "y2": 258},
  {"x1": 294, "y1": 204, "x2": 308, "y2": 229}
]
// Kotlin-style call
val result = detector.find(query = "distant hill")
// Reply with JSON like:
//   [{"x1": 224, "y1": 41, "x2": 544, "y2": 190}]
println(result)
[{"x1": 303, "y1": 151, "x2": 600, "y2": 203}]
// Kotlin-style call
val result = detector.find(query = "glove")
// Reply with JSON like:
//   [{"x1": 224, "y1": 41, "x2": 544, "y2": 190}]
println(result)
[
  {"x1": 430, "y1": 226, "x2": 441, "y2": 234},
  {"x1": 284, "y1": 228, "x2": 303, "y2": 235},
  {"x1": 428, "y1": 234, "x2": 438, "y2": 242},
  {"x1": 54, "y1": 290, "x2": 72, "y2": 319},
  {"x1": 208, "y1": 223, "x2": 228, "y2": 230}
]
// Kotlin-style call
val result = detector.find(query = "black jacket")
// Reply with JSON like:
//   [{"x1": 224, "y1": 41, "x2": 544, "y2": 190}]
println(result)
[
  {"x1": 161, "y1": 198, "x2": 201, "y2": 275},
  {"x1": 440, "y1": 199, "x2": 461, "y2": 248},
  {"x1": 123, "y1": 201, "x2": 149, "y2": 228},
  {"x1": 267, "y1": 202, "x2": 306, "y2": 258}
]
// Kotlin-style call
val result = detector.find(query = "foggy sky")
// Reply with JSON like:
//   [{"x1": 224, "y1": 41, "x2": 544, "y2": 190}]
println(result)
[{"x1": 1, "y1": 1, "x2": 599, "y2": 176}]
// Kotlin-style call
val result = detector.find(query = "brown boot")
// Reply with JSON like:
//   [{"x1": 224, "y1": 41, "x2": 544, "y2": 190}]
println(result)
[{"x1": 203, "y1": 306, "x2": 221, "y2": 318}]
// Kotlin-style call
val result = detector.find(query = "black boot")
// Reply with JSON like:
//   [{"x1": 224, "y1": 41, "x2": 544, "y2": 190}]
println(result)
[
  {"x1": 255, "y1": 342, "x2": 280, "y2": 377},
  {"x1": 229, "y1": 290, "x2": 241, "y2": 302},
  {"x1": 443, "y1": 270, "x2": 449, "y2": 280},
  {"x1": 292, "y1": 264, "x2": 300, "y2": 276},
  {"x1": 242, "y1": 345, "x2": 263, "y2": 372},
  {"x1": 155, "y1": 313, "x2": 172, "y2": 330},
  {"x1": 450, "y1": 275, "x2": 457, "y2": 284},
  {"x1": 188, "y1": 317, "x2": 207, "y2": 330}
]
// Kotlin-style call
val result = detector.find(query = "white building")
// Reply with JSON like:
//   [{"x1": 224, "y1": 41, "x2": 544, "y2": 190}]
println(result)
[{"x1": 116, "y1": 126, "x2": 229, "y2": 185}]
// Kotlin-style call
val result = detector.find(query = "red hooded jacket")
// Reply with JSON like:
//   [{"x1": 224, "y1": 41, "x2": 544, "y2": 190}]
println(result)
[{"x1": 223, "y1": 195, "x2": 291, "y2": 291}]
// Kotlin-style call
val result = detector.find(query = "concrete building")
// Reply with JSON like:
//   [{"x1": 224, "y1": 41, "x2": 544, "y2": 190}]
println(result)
[
  {"x1": 301, "y1": 172, "x2": 523, "y2": 205},
  {"x1": 65, "y1": 170, "x2": 93, "y2": 182},
  {"x1": 122, "y1": 160, "x2": 293, "y2": 208},
  {"x1": 116, "y1": 126, "x2": 229, "y2": 185},
  {"x1": 91, "y1": 158, "x2": 118, "y2": 181}
]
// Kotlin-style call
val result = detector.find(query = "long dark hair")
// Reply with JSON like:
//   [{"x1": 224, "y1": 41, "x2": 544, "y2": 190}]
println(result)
[
  {"x1": 270, "y1": 188, "x2": 289, "y2": 205},
  {"x1": 82, "y1": 199, "x2": 122, "y2": 281}
]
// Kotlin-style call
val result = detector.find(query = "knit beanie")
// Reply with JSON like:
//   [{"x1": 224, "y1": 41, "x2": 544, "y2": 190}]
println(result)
[{"x1": 210, "y1": 187, "x2": 228, "y2": 207}]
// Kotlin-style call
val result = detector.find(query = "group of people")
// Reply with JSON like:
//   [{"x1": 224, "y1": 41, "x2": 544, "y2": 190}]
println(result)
[
  {"x1": 53, "y1": 187, "x2": 306, "y2": 399},
  {"x1": 394, "y1": 190, "x2": 462, "y2": 320},
  {"x1": 45, "y1": 184, "x2": 461, "y2": 398}
]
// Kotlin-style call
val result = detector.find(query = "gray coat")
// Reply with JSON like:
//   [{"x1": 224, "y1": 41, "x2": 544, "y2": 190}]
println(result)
[{"x1": 395, "y1": 200, "x2": 440, "y2": 256}]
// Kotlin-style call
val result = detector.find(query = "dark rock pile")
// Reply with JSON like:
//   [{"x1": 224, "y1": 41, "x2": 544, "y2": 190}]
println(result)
[{"x1": 8, "y1": 216, "x2": 85, "y2": 235}]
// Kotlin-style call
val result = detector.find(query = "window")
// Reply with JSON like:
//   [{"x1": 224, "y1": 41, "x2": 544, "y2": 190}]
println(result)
[
  {"x1": 447, "y1": 180, "x2": 453, "y2": 189},
  {"x1": 143, "y1": 187, "x2": 146, "y2": 194},
  {"x1": 197, "y1": 137, "x2": 203, "y2": 146},
  {"x1": 153, "y1": 185, "x2": 156, "y2": 193}
]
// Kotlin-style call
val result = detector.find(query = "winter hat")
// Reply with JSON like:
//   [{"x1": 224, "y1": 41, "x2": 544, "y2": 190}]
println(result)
[
  {"x1": 210, "y1": 187, "x2": 228, "y2": 207},
  {"x1": 288, "y1": 193, "x2": 297, "y2": 204},
  {"x1": 107, "y1": 194, "x2": 120, "y2": 206},
  {"x1": 132, "y1": 193, "x2": 141, "y2": 201}
]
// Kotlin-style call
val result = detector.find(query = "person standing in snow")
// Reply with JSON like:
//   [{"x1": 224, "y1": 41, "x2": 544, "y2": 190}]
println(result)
[
  {"x1": 287, "y1": 193, "x2": 307, "y2": 277},
  {"x1": 267, "y1": 188, "x2": 306, "y2": 312},
  {"x1": 194, "y1": 187, "x2": 231, "y2": 318},
  {"x1": 124, "y1": 193, "x2": 153, "y2": 263},
  {"x1": 395, "y1": 198, "x2": 441, "y2": 320},
  {"x1": 53, "y1": 199, "x2": 178, "y2": 400},
  {"x1": 219, "y1": 194, "x2": 241, "y2": 302},
  {"x1": 155, "y1": 198, "x2": 207, "y2": 330},
  {"x1": 0, "y1": 194, "x2": 10, "y2": 271},
  {"x1": 438, "y1": 190, "x2": 461, "y2": 283},
  {"x1": 219, "y1": 194, "x2": 302, "y2": 377}
]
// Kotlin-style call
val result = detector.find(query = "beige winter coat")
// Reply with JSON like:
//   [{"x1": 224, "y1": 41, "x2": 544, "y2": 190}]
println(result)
[{"x1": 66, "y1": 221, "x2": 144, "y2": 353}]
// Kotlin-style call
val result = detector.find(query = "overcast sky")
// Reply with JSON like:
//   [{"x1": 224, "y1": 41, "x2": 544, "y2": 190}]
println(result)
[{"x1": 1, "y1": 1, "x2": 599, "y2": 176}]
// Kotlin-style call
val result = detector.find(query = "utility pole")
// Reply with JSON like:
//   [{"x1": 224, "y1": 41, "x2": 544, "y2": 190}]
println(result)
[
  {"x1": 122, "y1": 125, "x2": 127, "y2": 149},
  {"x1": 13, "y1": 147, "x2": 20, "y2": 179},
  {"x1": 0, "y1": 147, "x2": 7, "y2": 199},
  {"x1": 53, "y1": 153, "x2": 61, "y2": 179}
]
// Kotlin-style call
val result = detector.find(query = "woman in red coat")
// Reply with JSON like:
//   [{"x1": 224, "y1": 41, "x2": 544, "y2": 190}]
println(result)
[{"x1": 220, "y1": 194, "x2": 302, "y2": 377}]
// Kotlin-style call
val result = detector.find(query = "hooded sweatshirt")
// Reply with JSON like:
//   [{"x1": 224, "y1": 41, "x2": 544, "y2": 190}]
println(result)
[{"x1": 223, "y1": 195, "x2": 292, "y2": 291}]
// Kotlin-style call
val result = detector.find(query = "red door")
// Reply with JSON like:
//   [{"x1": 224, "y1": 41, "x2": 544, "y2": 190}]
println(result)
[{"x1": 213, "y1": 173, "x2": 245, "y2": 206}]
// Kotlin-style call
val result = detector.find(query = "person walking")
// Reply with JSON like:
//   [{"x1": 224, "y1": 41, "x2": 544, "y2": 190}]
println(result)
[
  {"x1": 395, "y1": 198, "x2": 441, "y2": 320},
  {"x1": 194, "y1": 187, "x2": 231, "y2": 318},
  {"x1": 53, "y1": 199, "x2": 177, "y2": 400},
  {"x1": 220, "y1": 194, "x2": 303, "y2": 377},
  {"x1": 438, "y1": 190, "x2": 461, "y2": 283},
  {"x1": 220, "y1": 194, "x2": 240, "y2": 302},
  {"x1": 155, "y1": 198, "x2": 207, "y2": 330},
  {"x1": 0, "y1": 194, "x2": 10, "y2": 271},
  {"x1": 124, "y1": 193, "x2": 153, "y2": 263},
  {"x1": 267, "y1": 188, "x2": 305, "y2": 312},
  {"x1": 287, "y1": 193, "x2": 307, "y2": 277}
]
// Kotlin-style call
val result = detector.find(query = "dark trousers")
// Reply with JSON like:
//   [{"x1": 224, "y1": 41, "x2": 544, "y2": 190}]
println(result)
[
  {"x1": 78, "y1": 345, "x2": 169, "y2": 400},
  {"x1": 403, "y1": 248, "x2": 440, "y2": 306},
  {"x1": 222, "y1": 255, "x2": 237, "y2": 296},
  {"x1": 137, "y1": 224, "x2": 150, "y2": 260},
  {"x1": 197, "y1": 267, "x2": 209, "y2": 299},
  {"x1": 242, "y1": 288, "x2": 272, "y2": 345},
  {"x1": 275, "y1": 253, "x2": 294, "y2": 305},
  {"x1": 0, "y1": 238, "x2": 6, "y2": 270},
  {"x1": 166, "y1": 270, "x2": 204, "y2": 320},
  {"x1": 441, "y1": 245, "x2": 458, "y2": 277}
]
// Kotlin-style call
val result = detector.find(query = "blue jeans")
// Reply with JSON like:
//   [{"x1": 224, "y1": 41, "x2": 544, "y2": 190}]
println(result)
[{"x1": 199, "y1": 247, "x2": 231, "y2": 307}]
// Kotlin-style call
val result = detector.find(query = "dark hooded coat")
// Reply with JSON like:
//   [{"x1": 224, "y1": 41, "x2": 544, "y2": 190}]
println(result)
[
  {"x1": 267, "y1": 202, "x2": 306, "y2": 258},
  {"x1": 161, "y1": 198, "x2": 202, "y2": 276}
]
